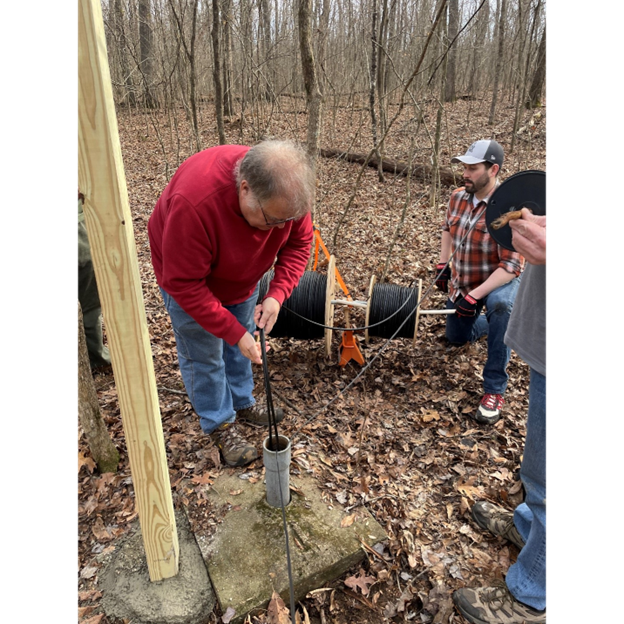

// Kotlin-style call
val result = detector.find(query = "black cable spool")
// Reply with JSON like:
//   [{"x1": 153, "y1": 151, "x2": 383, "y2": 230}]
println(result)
[
  {"x1": 367, "y1": 282, "x2": 419, "y2": 339},
  {"x1": 257, "y1": 270, "x2": 326, "y2": 339}
]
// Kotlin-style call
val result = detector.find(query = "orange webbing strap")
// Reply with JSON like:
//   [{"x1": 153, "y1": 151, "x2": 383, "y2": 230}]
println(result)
[{"x1": 312, "y1": 226, "x2": 350, "y2": 296}]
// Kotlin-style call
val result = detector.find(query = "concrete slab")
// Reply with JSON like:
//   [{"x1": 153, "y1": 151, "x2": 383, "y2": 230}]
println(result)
[
  {"x1": 198, "y1": 471, "x2": 387, "y2": 624},
  {"x1": 99, "y1": 509, "x2": 216, "y2": 624}
]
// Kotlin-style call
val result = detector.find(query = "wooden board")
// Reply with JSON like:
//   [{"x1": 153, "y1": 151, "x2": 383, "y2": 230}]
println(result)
[
  {"x1": 365, "y1": 275, "x2": 376, "y2": 345},
  {"x1": 324, "y1": 256, "x2": 336, "y2": 357}
]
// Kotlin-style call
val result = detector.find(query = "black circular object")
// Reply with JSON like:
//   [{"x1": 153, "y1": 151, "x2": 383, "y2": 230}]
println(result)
[{"x1": 486, "y1": 170, "x2": 546, "y2": 251}]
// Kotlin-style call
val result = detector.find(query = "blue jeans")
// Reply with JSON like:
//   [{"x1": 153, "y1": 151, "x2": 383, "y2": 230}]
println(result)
[
  {"x1": 445, "y1": 277, "x2": 520, "y2": 395},
  {"x1": 159, "y1": 286, "x2": 259, "y2": 434},
  {"x1": 506, "y1": 369, "x2": 546, "y2": 610}
]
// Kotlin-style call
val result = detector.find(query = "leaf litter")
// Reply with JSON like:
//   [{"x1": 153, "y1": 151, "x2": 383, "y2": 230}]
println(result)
[{"x1": 78, "y1": 97, "x2": 545, "y2": 623}]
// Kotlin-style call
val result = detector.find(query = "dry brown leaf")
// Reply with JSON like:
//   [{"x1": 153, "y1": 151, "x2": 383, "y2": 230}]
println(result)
[
  {"x1": 267, "y1": 590, "x2": 291, "y2": 624},
  {"x1": 340, "y1": 513, "x2": 355, "y2": 527},
  {"x1": 344, "y1": 569, "x2": 376, "y2": 596}
]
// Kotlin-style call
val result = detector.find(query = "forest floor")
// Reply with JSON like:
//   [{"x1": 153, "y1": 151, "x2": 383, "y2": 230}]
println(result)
[{"x1": 78, "y1": 93, "x2": 546, "y2": 624}]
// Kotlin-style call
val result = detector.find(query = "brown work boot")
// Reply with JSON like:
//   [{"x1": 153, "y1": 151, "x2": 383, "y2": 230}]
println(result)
[
  {"x1": 211, "y1": 423, "x2": 258, "y2": 467},
  {"x1": 236, "y1": 405, "x2": 284, "y2": 426},
  {"x1": 471, "y1": 501, "x2": 525, "y2": 550},
  {"x1": 452, "y1": 582, "x2": 545, "y2": 623}
]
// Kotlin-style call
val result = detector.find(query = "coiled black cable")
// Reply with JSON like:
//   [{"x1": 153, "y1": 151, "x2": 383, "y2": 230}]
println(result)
[
  {"x1": 257, "y1": 270, "x2": 326, "y2": 338},
  {"x1": 367, "y1": 282, "x2": 420, "y2": 339}
]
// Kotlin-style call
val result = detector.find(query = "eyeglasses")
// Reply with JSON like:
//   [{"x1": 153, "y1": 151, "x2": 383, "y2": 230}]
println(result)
[{"x1": 257, "y1": 199, "x2": 298, "y2": 227}]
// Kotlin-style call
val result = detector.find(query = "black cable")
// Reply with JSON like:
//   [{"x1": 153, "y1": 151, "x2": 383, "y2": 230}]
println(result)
[
  {"x1": 260, "y1": 271, "x2": 423, "y2": 334},
  {"x1": 259, "y1": 329, "x2": 296, "y2": 623},
  {"x1": 290, "y1": 204, "x2": 489, "y2": 438}
]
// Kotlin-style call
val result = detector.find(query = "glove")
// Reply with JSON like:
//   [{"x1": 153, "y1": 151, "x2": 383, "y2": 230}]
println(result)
[
  {"x1": 435, "y1": 263, "x2": 451, "y2": 292},
  {"x1": 455, "y1": 294, "x2": 479, "y2": 318}
]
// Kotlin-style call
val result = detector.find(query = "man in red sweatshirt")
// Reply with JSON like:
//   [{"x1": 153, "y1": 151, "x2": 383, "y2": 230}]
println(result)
[{"x1": 148, "y1": 140, "x2": 315, "y2": 467}]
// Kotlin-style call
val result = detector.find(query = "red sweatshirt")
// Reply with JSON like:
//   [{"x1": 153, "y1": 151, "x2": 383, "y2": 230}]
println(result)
[{"x1": 148, "y1": 145, "x2": 313, "y2": 346}]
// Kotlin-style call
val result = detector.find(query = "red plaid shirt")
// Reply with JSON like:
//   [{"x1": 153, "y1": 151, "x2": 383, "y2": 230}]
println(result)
[{"x1": 442, "y1": 186, "x2": 525, "y2": 301}]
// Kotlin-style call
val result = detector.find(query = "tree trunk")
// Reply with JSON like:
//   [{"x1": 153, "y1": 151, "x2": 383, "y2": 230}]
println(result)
[
  {"x1": 527, "y1": 26, "x2": 546, "y2": 108},
  {"x1": 511, "y1": 0, "x2": 541, "y2": 152},
  {"x1": 468, "y1": 0, "x2": 489, "y2": 98},
  {"x1": 432, "y1": 5, "x2": 449, "y2": 207},
  {"x1": 139, "y1": 0, "x2": 157, "y2": 108},
  {"x1": 258, "y1": 0, "x2": 273, "y2": 100},
  {"x1": 298, "y1": 0, "x2": 322, "y2": 170},
  {"x1": 488, "y1": 0, "x2": 507, "y2": 125},
  {"x1": 78, "y1": 301, "x2": 119, "y2": 474},
  {"x1": 369, "y1": 0, "x2": 384, "y2": 181},
  {"x1": 113, "y1": 0, "x2": 136, "y2": 106},
  {"x1": 222, "y1": 0, "x2": 234, "y2": 116},
  {"x1": 212, "y1": 0, "x2": 226, "y2": 143},
  {"x1": 444, "y1": 0, "x2": 458, "y2": 102}
]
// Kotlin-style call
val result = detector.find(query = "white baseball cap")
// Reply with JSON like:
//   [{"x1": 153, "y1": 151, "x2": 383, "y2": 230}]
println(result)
[{"x1": 451, "y1": 140, "x2": 504, "y2": 168}]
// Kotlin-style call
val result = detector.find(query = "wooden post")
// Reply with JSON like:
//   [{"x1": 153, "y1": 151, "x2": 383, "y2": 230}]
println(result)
[{"x1": 78, "y1": 0, "x2": 179, "y2": 581}]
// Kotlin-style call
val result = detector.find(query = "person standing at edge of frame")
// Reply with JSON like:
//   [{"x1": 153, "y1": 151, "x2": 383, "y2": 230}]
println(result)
[
  {"x1": 79, "y1": 192, "x2": 111, "y2": 371},
  {"x1": 452, "y1": 208, "x2": 546, "y2": 624}
]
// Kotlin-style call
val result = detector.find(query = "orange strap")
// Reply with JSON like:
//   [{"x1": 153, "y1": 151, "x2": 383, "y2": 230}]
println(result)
[{"x1": 312, "y1": 227, "x2": 350, "y2": 297}]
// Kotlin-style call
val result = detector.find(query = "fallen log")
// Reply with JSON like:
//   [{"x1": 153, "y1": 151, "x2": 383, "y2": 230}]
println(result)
[{"x1": 319, "y1": 147, "x2": 458, "y2": 187}]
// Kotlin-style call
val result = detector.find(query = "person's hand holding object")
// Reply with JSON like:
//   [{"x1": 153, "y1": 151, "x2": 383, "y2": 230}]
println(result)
[
  {"x1": 509, "y1": 208, "x2": 546, "y2": 265},
  {"x1": 254, "y1": 297, "x2": 281, "y2": 334}
]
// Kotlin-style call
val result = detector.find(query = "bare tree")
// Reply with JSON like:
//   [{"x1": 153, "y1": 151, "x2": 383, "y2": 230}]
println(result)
[
  {"x1": 444, "y1": 0, "x2": 458, "y2": 102},
  {"x1": 222, "y1": 0, "x2": 234, "y2": 116},
  {"x1": 468, "y1": 0, "x2": 489, "y2": 98},
  {"x1": 139, "y1": 0, "x2": 157, "y2": 107},
  {"x1": 212, "y1": 0, "x2": 226, "y2": 143},
  {"x1": 528, "y1": 24, "x2": 546, "y2": 108},
  {"x1": 298, "y1": 0, "x2": 323, "y2": 169},
  {"x1": 488, "y1": 0, "x2": 508, "y2": 125},
  {"x1": 369, "y1": 0, "x2": 384, "y2": 181},
  {"x1": 168, "y1": 0, "x2": 201, "y2": 151},
  {"x1": 112, "y1": 0, "x2": 137, "y2": 106}
]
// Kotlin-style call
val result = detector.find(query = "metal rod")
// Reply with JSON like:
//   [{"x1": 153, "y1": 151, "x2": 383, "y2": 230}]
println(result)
[
  {"x1": 331, "y1": 298, "x2": 456, "y2": 316},
  {"x1": 331, "y1": 298, "x2": 368, "y2": 308}
]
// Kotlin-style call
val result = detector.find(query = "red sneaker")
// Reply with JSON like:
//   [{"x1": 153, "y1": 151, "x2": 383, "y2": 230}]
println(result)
[{"x1": 475, "y1": 393, "x2": 504, "y2": 424}]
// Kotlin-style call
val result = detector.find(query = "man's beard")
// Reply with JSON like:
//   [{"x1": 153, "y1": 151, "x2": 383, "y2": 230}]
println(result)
[{"x1": 464, "y1": 171, "x2": 490, "y2": 194}]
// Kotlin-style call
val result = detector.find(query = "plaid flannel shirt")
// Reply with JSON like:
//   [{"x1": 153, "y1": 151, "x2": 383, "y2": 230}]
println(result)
[{"x1": 442, "y1": 186, "x2": 525, "y2": 302}]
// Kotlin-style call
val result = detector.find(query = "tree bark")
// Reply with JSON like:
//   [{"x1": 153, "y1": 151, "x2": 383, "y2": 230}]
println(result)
[
  {"x1": 78, "y1": 302, "x2": 119, "y2": 474},
  {"x1": 298, "y1": 0, "x2": 322, "y2": 169},
  {"x1": 139, "y1": 0, "x2": 157, "y2": 108},
  {"x1": 444, "y1": 0, "x2": 458, "y2": 102},
  {"x1": 212, "y1": 0, "x2": 226, "y2": 143},
  {"x1": 113, "y1": 0, "x2": 136, "y2": 106},
  {"x1": 369, "y1": 0, "x2": 384, "y2": 181},
  {"x1": 222, "y1": 0, "x2": 234, "y2": 116},
  {"x1": 527, "y1": 26, "x2": 546, "y2": 108},
  {"x1": 488, "y1": 0, "x2": 507, "y2": 125},
  {"x1": 468, "y1": 0, "x2": 489, "y2": 98}
]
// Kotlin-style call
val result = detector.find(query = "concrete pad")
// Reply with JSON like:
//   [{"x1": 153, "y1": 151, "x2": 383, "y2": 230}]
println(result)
[
  {"x1": 99, "y1": 510, "x2": 216, "y2": 624},
  {"x1": 198, "y1": 471, "x2": 387, "y2": 624}
]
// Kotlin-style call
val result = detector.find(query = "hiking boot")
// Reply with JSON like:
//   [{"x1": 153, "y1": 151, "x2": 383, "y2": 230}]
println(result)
[
  {"x1": 236, "y1": 405, "x2": 284, "y2": 426},
  {"x1": 211, "y1": 423, "x2": 258, "y2": 467},
  {"x1": 472, "y1": 501, "x2": 525, "y2": 550},
  {"x1": 452, "y1": 583, "x2": 545, "y2": 624},
  {"x1": 474, "y1": 393, "x2": 504, "y2": 424}
]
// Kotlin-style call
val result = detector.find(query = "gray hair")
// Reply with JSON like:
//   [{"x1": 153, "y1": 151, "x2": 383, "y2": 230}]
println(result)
[{"x1": 234, "y1": 140, "x2": 315, "y2": 218}]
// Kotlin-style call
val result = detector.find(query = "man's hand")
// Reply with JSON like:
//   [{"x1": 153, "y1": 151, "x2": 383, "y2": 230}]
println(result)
[
  {"x1": 254, "y1": 297, "x2": 281, "y2": 334},
  {"x1": 237, "y1": 331, "x2": 262, "y2": 364},
  {"x1": 435, "y1": 263, "x2": 451, "y2": 292},
  {"x1": 455, "y1": 294, "x2": 479, "y2": 318},
  {"x1": 509, "y1": 208, "x2": 546, "y2": 265}
]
